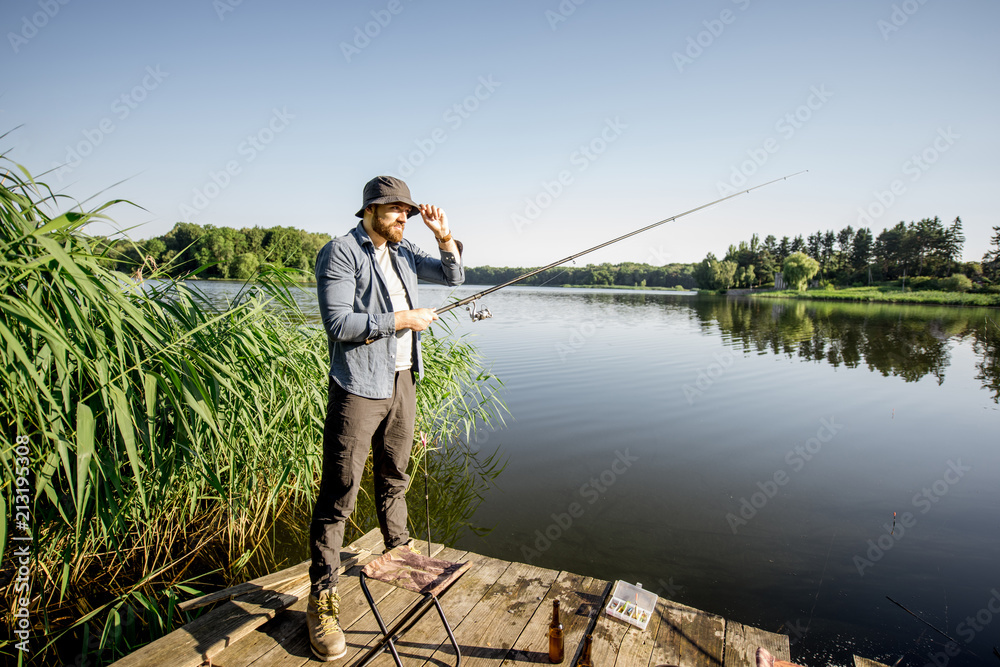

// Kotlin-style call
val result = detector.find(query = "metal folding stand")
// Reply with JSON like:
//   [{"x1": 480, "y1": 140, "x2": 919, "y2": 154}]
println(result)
[{"x1": 354, "y1": 545, "x2": 471, "y2": 667}]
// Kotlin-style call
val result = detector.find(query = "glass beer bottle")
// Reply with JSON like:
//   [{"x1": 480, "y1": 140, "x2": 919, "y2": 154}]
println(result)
[
  {"x1": 548, "y1": 599, "x2": 564, "y2": 663},
  {"x1": 577, "y1": 633, "x2": 594, "y2": 667}
]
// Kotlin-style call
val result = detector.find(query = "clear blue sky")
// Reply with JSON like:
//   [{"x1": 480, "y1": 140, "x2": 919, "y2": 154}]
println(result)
[{"x1": 4, "y1": 0, "x2": 998, "y2": 267}]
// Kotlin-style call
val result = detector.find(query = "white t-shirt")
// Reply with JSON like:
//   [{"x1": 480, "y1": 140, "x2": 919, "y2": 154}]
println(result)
[{"x1": 374, "y1": 242, "x2": 414, "y2": 371}]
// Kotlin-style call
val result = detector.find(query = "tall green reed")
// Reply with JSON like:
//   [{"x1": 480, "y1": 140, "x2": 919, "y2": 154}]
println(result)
[{"x1": 0, "y1": 158, "x2": 506, "y2": 664}]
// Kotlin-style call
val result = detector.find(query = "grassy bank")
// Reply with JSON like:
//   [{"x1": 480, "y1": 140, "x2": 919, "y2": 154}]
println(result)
[
  {"x1": 0, "y1": 159, "x2": 505, "y2": 665},
  {"x1": 752, "y1": 286, "x2": 1000, "y2": 307},
  {"x1": 557, "y1": 284, "x2": 694, "y2": 291}
]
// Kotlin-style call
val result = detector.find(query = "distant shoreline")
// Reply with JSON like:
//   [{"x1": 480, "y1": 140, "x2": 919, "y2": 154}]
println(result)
[
  {"x1": 178, "y1": 277, "x2": 1000, "y2": 307},
  {"x1": 555, "y1": 284, "x2": 694, "y2": 291},
  {"x1": 181, "y1": 277, "x2": 698, "y2": 292},
  {"x1": 750, "y1": 287, "x2": 1000, "y2": 308}
]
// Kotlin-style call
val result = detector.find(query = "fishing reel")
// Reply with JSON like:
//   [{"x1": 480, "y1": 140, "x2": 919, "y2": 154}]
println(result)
[{"x1": 466, "y1": 300, "x2": 492, "y2": 322}]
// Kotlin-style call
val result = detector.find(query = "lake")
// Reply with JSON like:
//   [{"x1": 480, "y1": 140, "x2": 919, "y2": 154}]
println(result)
[{"x1": 193, "y1": 280, "x2": 1000, "y2": 667}]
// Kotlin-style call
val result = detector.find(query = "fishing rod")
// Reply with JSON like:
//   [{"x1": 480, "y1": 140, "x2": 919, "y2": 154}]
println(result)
[{"x1": 435, "y1": 170, "x2": 808, "y2": 321}]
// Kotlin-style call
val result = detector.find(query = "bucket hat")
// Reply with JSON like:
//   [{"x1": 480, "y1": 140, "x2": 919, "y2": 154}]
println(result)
[{"x1": 355, "y1": 176, "x2": 421, "y2": 218}]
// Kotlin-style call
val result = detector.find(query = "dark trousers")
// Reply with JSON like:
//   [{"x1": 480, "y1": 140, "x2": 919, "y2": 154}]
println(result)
[{"x1": 309, "y1": 371, "x2": 416, "y2": 594}]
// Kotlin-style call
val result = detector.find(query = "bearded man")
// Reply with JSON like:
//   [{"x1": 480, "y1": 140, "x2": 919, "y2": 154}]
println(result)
[{"x1": 307, "y1": 176, "x2": 463, "y2": 660}]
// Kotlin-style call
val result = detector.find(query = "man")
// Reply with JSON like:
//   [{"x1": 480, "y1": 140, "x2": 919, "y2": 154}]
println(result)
[{"x1": 307, "y1": 175, "x2": 464, "y2": 661}]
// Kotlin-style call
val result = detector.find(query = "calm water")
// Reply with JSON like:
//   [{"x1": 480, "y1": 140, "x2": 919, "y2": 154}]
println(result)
[{"x1": 193, "y1": 280, "x2": 1000, "y2": 667}]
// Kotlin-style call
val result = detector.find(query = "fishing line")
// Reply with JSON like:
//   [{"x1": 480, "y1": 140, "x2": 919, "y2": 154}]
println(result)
[{"x1": 420, "y1": 432, "x2": 431, "y2": 557}]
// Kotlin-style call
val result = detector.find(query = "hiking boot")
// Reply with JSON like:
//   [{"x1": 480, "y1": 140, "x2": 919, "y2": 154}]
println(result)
[
  {"x1": 306, "y1": 588, "x2": 347, "y2": 661},
  {"x1": 383, "y1": 538, "x2": 418, "y2": 555}
]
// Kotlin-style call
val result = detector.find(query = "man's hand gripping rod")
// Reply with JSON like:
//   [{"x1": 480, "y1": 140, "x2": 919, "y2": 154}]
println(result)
[{"x1": 435, "y1": 171, "x2": 807, "y2": 322}]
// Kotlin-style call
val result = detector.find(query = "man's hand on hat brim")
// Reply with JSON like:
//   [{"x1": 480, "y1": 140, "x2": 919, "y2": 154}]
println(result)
[{"x1": 418, "y1": 204, "x2": 449, "y2": 239}]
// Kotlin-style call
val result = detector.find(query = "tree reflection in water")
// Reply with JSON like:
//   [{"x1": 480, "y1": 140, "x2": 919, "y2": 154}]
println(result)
[{"x1": 691, "y1": 297, "x2": 1000, "y2": 400}]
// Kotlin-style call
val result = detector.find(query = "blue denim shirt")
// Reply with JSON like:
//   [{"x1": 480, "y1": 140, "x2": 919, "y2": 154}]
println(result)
[{"x1": 316, "y1": 222, "x2": 464, "y2": 399}]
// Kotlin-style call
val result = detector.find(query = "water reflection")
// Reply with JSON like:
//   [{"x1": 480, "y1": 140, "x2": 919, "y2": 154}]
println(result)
[
  {"x1": 973, "y1": 319, "x2": 1000, "y2": 401},
  {"x1": 691, "y1": 297, "x2": 1000, "y2": 399}
]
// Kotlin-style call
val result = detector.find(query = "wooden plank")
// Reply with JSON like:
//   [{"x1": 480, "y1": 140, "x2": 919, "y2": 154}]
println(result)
[
  {"x1": 364, "y1": 551, "x2": 513, "y2": 667},
  {"x1": 584, "y1": 585, "x2": 639, "y2": 667},
  {"x1": 420, "y1": 560, "x2": 559, "y2": 667},
  {"x1": 723, "y1": 621, "x2": 790, "y2": 667},
  {"x1": 854, "y1": 656, "x2": 891, "y2": 667},
  {"x1": 229, "y1": 562, "x2": 381, "y2": 667},
  {"x1": 110, "y1": 529, "x2": 384, "y2": 667},
  {"x1": 208, "y1": 545, "x2": 390, "y2": 667},
  {"x1": 613, "y1": 593, "x2": 662, "y2": 667},
  {"x1": 500, "y1": 572, "x2": 610, "y2": 666},
  {"x1": 110, "y1": 526, "x2": 827, "y2": 667},
  {"x1": 178, "y1": 528, "x2": 384, "y2": 612},
  {"x1": 647, "y1": 598, "x2": 725, "y2": 667},
  {"x1": 222, "y1": 539, "x2": 445, "y2": 667},
  {"x1": 109, "y1": 579, "x2": 308, "y2": 667},
  {"x1": 208, "y1": 595, "x2": 310, "y2": 667}
]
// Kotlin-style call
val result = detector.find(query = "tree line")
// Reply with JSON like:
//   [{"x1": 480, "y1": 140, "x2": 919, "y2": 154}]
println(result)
[
  {"x1": 107, "y1": 217, "x2": 1000, "y2": 293},
  {"x1": 464, "y1": 262, "x2": 698, "y2": 289},
  {"x1": 101, "y1": 222, "x2": 332, "y2": 279},
  {"x1": 693, "y1": 216, "x2": 1000, "y2": 291}
]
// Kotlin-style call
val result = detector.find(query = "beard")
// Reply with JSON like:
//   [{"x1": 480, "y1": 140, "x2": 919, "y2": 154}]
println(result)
[{"x1": 371, "y1": 212, "x2": 405, "y2": 243}]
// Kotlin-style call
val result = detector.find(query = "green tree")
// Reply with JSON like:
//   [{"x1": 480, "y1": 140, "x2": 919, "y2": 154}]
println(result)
[
  {"x1": 231, "y1": 252, "x2": 260, "y2": 279},
  {"x1": 243, "y1": 226, "x2": 267, "y2": 254},
  {"x1": 943, "y1": 217, "x2": 965, "y2": 269},
  {"x1": 195, "y1": 226, "x2": 245, "y2": 278},
  {"x1": 807, "y1": 231, "x2": 822, "y2": 260},
  {"x1": 693, "y1": 253, "x2": 721, "y2": 290},
  {"x1": 782, "y1": 252, "x2": 820, "y2": 291},
  {"x1": 836, "y1": 226, "x2": 854, "y2": 272},
  {"x1": 851, "y1": 227, "x2": 874, "y2": 271},
  {"x1": 941, "y1": 273, "x2": 973, "y2": 293},
  {"x1": 821, "y1": 230, "x2": 836, "y2": 273},
  {"x1": 718, "y1": 260, "x2": 737, "y2": 290},
  {"x1": 983, "y1": 225, "x2": 1000, "y2": 283},
  {"x1": 591, "y1": 267, "x2": 614, "y2": 286},
  {"x1": 756, "y1": 254, "x2": 776, "y2": 286},
  {"x1": 777, "y1": 236, "x2": 791, "y2": 261}
]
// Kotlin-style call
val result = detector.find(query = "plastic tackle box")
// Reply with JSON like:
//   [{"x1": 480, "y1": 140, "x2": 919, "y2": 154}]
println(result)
[{"x1": 604, "y1": 580, "x2": 656, "y2": 631}]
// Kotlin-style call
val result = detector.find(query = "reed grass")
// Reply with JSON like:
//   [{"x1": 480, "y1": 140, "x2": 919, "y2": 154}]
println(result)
[{"x1": 0, "y1": 157, "x2": 506, "y2": 664}]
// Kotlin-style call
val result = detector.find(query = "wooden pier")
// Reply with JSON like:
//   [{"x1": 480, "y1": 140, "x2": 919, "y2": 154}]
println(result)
[{"x1": 110, "y1": 529, "x2": 885, "y2": 667}]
